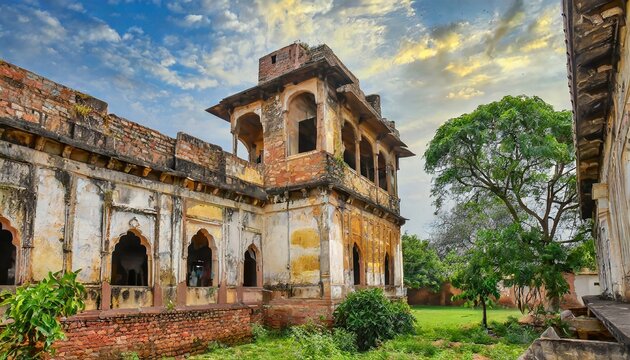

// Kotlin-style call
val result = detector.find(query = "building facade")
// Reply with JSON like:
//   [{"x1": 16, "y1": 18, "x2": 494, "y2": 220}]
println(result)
[
  {"x1": 0, "y1": 43, "x2": 413, "y2": 336},
  {"x1": 564, "y1": 0, "x2": 629, "y2": 301}
]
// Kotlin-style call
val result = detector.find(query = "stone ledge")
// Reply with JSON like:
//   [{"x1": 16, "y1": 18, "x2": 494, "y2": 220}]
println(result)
[{"x1": 583, "y1": 295, "x2": 630, "y2": 345}]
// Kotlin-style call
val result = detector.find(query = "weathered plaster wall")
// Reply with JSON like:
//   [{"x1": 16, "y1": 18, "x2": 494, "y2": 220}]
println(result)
[
  {"x1": 0, "y1": 141, "x2": 264, "y2": 310},
  {"x1": 593, "y1": 10, "x2": 630, "y2": 301}
]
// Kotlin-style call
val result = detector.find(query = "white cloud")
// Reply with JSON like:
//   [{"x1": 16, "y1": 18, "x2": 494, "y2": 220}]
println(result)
[
  {"x1": 76, "y1": 22, "x2": 121, "y2": 43},
  {"x1": 446, "y1": 87, "x2": 485, "y2": 100}
]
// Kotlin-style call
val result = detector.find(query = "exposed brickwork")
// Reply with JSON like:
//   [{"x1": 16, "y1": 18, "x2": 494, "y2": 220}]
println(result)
[
  {"x1": 258, "y1": 44, "x2": 310, "y2": 83},
  {"x1": 0, "y1": 60, "x2": 265, "y2": 199},
  {"x1": 263, "y1": 300, "x2": 335, "y2": 329},
  {"x1": 54, "y1": 306, "x2": 254, "y2": 359}
]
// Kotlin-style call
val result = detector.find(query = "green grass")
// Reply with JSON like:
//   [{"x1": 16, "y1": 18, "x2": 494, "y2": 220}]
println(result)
[{"x1": 191, "y1": 306, "x2": 532, "y2": 360}]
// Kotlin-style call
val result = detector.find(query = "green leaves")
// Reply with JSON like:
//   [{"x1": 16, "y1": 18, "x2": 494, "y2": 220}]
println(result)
[
  {"x1": 333, "y1": 288, "x2": 416, "y2": 351},
  {"x1": 0, "y1": 270, "x2": 86, "y2": 359},
  {"x1": 402, "y1": 234, "x2": 445, "y2": 291}
]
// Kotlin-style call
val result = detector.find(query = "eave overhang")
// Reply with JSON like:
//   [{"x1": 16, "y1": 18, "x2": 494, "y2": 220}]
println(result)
[{"x1": 563, "y1": 0, "x2": 625, "y2": 218}]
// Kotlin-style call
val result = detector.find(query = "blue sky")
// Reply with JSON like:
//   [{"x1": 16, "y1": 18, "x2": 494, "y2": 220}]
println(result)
[{"x1": 0, "y1": 0, "x2": 570, "y2": 237}]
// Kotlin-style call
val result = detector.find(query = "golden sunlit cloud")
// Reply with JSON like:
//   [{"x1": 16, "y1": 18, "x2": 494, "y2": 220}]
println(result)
[
  {"x1": 495, "y1": 55, "x2": 531, "y2": 71},
  {"x1": 446, "y1": 87, "x2": 485, "y2": 100}
]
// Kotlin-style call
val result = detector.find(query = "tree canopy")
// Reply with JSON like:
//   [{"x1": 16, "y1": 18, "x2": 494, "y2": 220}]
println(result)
[
  {"x1": 401, "y1": 233, "x2": 445, "y2": 291},
  {"x1": 424, "y1": 95, "x2": 593, "y2": 311}
]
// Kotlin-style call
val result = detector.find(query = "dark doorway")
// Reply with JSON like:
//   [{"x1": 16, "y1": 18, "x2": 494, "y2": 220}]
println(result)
[
  {"x1": 298, "y1": 117, "x2": 317, "y2": 153},
  {"x1": 359, "y1": 138, "x2": 374, "y2": 182},
  {"x1": 0, "y1": 224, "x2": 15, "y2": 285},
  {"x1": 111, "y1": 231, "x2": 148, "y2": 286},
  {"x1": 187, "y1": 231, "x2": 213, "y2": 287},
  {"x1": 243, "y1": 247, "x2": 258, "y2": 287},
  {"x1": 384, "y1": 253, "x2": 390, "y2": 286},
  {"x1": 378, "y1": 152, "x2": 388, "y2": 191},
  {"x1": 342, "y1": 122, "x2": 356, "y2": 169},
  {"x1": 353, "y1": 244, "x2": 361, "y2": 285}
]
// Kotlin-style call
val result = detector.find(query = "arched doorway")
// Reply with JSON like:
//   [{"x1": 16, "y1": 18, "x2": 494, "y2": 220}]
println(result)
[
  {"x1": 342, "y1": 122, "x2": 357, "y2": 170},
  {"x1": 353, "y1": 243, "x2": 362, "y2": 286},
  {"x1": 287, "y1": 92, "x2": 317, "y2": 155},
  {"x1": 0, "y1": 221, "x2": 16, "y2": 285},
  {"x1": 111, "y1": 231, "x2": 149, "y2": 286},
  {"x1": 243, "y1": 245, "x2": 258, "y2": 287},
  {"x1": 235, "y1": 113, "x2": 264, "y2": 164},
  {"x1": 187, "y1": 230, "x2": 215, "y2": 287}
]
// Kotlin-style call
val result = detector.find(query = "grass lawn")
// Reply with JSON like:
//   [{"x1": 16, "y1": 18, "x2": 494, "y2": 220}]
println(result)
[{"x1": 191, "y1": 306, "x2": 532, "y2": 360}]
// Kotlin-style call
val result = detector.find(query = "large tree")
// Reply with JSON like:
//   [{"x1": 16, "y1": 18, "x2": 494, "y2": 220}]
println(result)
[
  {"x1": 424, "y1": 95, "x2": 589, "y2": 310},
  {"x1": 401, "y1": 233, "x2": 445, "y2": 291}
]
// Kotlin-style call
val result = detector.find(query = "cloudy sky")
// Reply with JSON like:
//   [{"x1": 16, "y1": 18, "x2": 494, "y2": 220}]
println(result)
[{"x1": 0, "y1": 0, "x2": 570, "y2": 237}]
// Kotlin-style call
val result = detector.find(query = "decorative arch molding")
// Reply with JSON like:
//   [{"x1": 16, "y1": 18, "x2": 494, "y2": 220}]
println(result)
[
  {"x1": 281, "y1": 78, "x2": 319, "y2": 112},
  {"x1": 185, "y1": 228, "x2": 219, "y2": 287},
  {"x1": 108, "y1": 228, "x2": 153, "y2": 286}
]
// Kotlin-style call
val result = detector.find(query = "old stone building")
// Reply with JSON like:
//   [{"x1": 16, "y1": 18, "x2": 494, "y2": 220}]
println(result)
[
  {"x1": 0, "y1": 43, "x2": 413, "y2": 357},
  {"x1": 523, "y1": 0, "x2": 630, "y2": 357}
]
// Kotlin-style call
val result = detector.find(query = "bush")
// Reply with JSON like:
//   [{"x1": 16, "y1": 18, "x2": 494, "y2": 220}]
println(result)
[
  {"x1": 251, "y1": 323, "x2": 269, "y2": 342},
  {"x1": 491, "y1": 316, "x2": 539, "y2": 345},
  {"x1": 289, "y1": 324, "x2": 342, "y2": 360},
  {"x1": 332, "y1": 328, "x2": 357, "y2": 353},
  {"x1": 333, "y1": 288, "x2": 416, "y2": 350},
  {"x1": 0, "y1": 270, "x2": 86, "y2": 359}
]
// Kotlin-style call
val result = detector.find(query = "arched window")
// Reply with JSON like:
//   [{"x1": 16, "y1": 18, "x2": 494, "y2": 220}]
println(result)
[
  {"x1": 111, "y1": 231, "x2": 148, "y2": 286},
  {"x1": 0, "y1": 222, "x2": 16, "y2": 285},
  {"x1": 342, "y1": 122, "x2": 357, "y2": 169},
  {"x1": 243, "y1": 245, "x2": 259, "y2": 287},
  {"x1": 378, "y1": 152, "x2": 388, "y2": 191},
  {"x1": 235, "y1": 113, "x2": 264, "y2": 164},
  {"x1": 388, "y1": 164, "x2": 396, "y2": 194},
  {"x1": 353, "y1": 243, "x2": 362, "y2": 286},
  {"x1": 287, "y1": 92, "x2": 317, "y2": 155},
  {"x1": 359, "y1": 138, "x2": 375, "y2": 182},
  {"x1": 187, "y1": 230, "x2": 215, "y2": 287},
  {"x1": 384, "y1": 253, "x2": 391, "y2": 286}
]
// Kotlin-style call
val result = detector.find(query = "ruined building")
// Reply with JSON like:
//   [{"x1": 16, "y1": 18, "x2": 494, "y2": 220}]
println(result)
[{"x1": 0, "y1": 43, "x2": 413, "y2": 357}]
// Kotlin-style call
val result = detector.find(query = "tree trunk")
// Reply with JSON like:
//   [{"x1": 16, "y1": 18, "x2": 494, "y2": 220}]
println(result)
[{"x1": 481, "y1": 298, "x2": 488, "y2": 329}]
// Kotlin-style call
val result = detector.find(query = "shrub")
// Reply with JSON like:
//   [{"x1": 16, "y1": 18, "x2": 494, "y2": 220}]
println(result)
[
  {"x1": 251, "y1": 323, "x2": 269, "y2": 342},
  {"x1": 491, "y1": 316, "x2": 539, "y2": 345},
  {"x1": 0, "y1": 270, "x2": 86, "y2": 359},
  {"x1": 333, "y1": 288, "x2": 416, "y2": 350},
  {"x1": 289, "y1": 324, "x2": 341, "y2": 360},
  {"x1": 332, "y1": 328, "x2": 357, "y2": 353}
]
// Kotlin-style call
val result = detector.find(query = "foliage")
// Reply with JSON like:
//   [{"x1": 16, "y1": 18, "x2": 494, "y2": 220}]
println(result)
[
  {"x1": 331, "y1": 328, "x2": 357, "y2": 354},
  {"x1": 289, "y1": 323, "x2": 344, "y2": 359},
  {"x1": 0, "y1": 270, "x2": 86, "y2": 359},
  {"x1": 251, "y1": 323, "x2": 269, "y2": 342},
  {"x1": 207, "y1": 341, "x2": 227, "y2": 352},
  {"x1": 430, "y1": 199, "x2": 513, "y2": 257},
  {"x1": 424, "y1": 95, "x2": 593, "y2": 310},
  {"x1": 450, "y1": 236, "x2": 501, "y2": 328},
  {"x1": 190, "y1": 306, "x2": 531, "y2": 359},
  {"x1": 333, "y1": 288, "x2": 416, "y2": 350},
  {"x1": 401, "y1": 233, "x2": 445, "y2": 291},
  {"x1": 490, "y1": 316, "x2": 539, "y2": 345},
  {"x1": 73, "y1": 103, "x2": 92, "y2": 117},
  {"x1": 567, "y1": 237, "x2": 597, "y2": 271},
  {"x1": 121, "y1": 352, "x2": 141, "y2": 360}
]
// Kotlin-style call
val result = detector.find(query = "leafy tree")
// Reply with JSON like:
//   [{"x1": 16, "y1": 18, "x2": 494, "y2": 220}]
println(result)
[
  {"x1": 430, "y1": 199, "x2": 512, "y2": 257},
  {"x1": 451, "y1": 234, "x2": 501, "y2": 329},
  {"x1": 402, "y1": 233, "x2": 445, "y2": 291},
  {"x1": 424, "y1": 95, "x2": 591, "y2": 310},
  {"x1": 0, "y1": 270, "x2": 86, "y2": 359}
]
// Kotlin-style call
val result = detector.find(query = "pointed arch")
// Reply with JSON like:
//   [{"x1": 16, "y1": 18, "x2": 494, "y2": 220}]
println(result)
[
  {"x1": 187, "y1": 229, "x2": 218, "y2": 287},
  {"x1": 243, "y1": 244, "x2": 260, "y2": 287},
  {"x1": 111, "y1": 229, "x2": 152, "y2": 286},
  {"x1": 359, "y1": 137, "x2": 375, "y2": 182},
  {"x1": 342, "y1": 121, "x2": 358, "y2": 170},
  {"x1": 287, "y1": 92, "x2": 317, "y2": 155}
]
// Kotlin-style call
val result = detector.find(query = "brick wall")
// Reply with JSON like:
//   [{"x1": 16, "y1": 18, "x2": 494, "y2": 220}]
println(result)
[
  {"x1": 258, "y1": 44, "x2": 309, "y2": 83},
  {"x1": 263, "y1": 300, "x2": 334, "y2": 329},
  {"x1": 54, "y1": 306, "x2": 254, "y2": 359}
]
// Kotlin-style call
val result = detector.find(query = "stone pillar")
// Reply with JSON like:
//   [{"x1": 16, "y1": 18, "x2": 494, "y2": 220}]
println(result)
[{"x1": 354, "y1": 138, "x2": 360, "y2": 173}]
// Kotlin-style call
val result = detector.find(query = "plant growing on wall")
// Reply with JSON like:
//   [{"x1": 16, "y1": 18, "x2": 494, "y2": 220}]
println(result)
[
  {"x1": 424, "y1": 95, "x2": 592, "y2": 311},
  {"x1": 0, "y1": 270, "x2": 86, "y2": 359}
]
